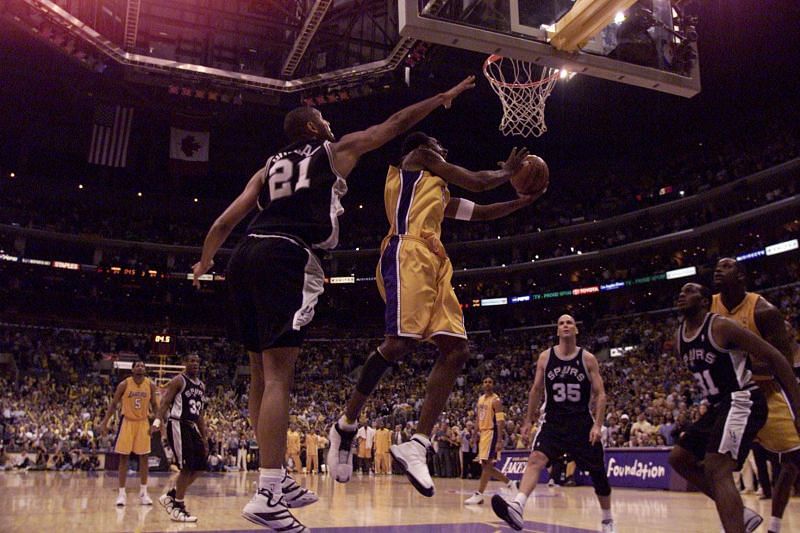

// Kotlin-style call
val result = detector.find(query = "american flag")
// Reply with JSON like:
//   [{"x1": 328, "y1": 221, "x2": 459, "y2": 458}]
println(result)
[{"x1": 88, "y1": 104, "x2": 133, "y2": 167}]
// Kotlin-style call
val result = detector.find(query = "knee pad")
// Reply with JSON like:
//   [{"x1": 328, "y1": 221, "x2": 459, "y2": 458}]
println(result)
[
  {"x1": 590, "y1": 469, "x2": 611, "y2": 496},
  {"x1": 355, "y1": 349, "x2": 393, "y2": 395}
]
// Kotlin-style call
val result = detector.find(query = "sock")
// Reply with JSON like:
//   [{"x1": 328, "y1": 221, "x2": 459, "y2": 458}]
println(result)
[
  {"x1": 339, "y1": 415, "x2": 358, "y2": 431},
  {"x1": 139, "y1": 483, "x2": 147, "y2": 493},
  {"x1": 118, "y1": 488, "x2": 125, "y2": 495},
  {"x1": 174, "y1": 498, "x2": 184, "y2": 504},
  {"x1": 259, "y1": 467, "x2": 284, "y2": 492},
  {"x1": 769, "y1": 516, "x2": 781, "y2": 532},
  {"x1": 514, "y1": 492, "x2": 528, "y2": 508},
  {"x1": 602, "y1": 509, "x2": 613, "y2": 522},
  {"x1": 412, "y1": 433, "x2": 431, "y2": 448}
]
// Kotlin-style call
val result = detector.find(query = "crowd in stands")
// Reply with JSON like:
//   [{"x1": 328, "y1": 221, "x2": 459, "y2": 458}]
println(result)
[
  {"x1": 2, "y1": 281, "x2": 798, "y2": 475},
  {"x1": 2, "y1": 121, "x2": 797, "y2": 262}
]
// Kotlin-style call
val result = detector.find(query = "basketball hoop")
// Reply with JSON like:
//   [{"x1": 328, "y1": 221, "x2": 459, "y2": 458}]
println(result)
[{"x1": 483, "y1": 54, "x2": 560, "y2": 138}]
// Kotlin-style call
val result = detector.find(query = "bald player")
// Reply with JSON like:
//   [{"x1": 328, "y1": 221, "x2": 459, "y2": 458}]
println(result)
[
  {"x1": 492, "y1": 315, "x2": 615, "y2": 533},
  {"x1": 712, "y1": 258, "x2": 800, "y2": 533}
]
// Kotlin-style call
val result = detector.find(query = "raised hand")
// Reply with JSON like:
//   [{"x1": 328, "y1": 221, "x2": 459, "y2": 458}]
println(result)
[
  {"x1": 498, "y1": 147, "x2": 530, "y2": 176},
  {"x1": 442, "y1": 75, "x2": 476, "y2": 109},
  {"x1": 191, "y1": 259, "x2": 214, "y2": 289}
]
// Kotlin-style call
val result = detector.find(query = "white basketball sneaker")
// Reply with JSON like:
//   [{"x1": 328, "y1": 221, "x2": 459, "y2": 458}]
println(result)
[
  {"x1": 242, "y1": 487, "x2": 307, "y2": 532},
  {"x1": 390, "y1": 437, "x2": 434, "y2": 497},
  {"x1": 158, "y1": 488, "x2": 176, "y2": 514},
  {"x1": 601, "y1": 519, "x2": 617, "y2": 533},
  {"x1": 491, "y1": 493, "x2": 524, "y2": 531},
  {"x1": 170, "y1": 501, "x2": 198, "y2": 523},
  {"x1": 116, "y1": 490, "x2": 127, "y2": 507},
  {"x1": 464, "y1": 491, "x2": 484, "y2": 505},
  {"x1": 139, "y1": 490, "x2": 153, "y2": 506},
  {"x1": 282, "y1": 471, "x2": 318, "y2": 508},
  {"x1": 327, "y1": 420, "x2": 357, "y2": 483}
]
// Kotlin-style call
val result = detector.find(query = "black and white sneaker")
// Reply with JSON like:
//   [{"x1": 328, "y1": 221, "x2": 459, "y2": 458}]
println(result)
[
  {"x1": 158, "y1": 488, "x2": 176, "y2": 514},
  {"x1": 491, "y1": 493, "x2": 524, "y2": 531},
  {"x1": 242, "y1": 488, "x2": 307, "y2": 532},
  {"x1": 390, "y1": 437, "x2": 434, "y2": 497},
  {"x1": 327, "y1": 421, "x2": 357, "y2": 483},
  {"x1": 170, "y1": 501, "x2": 198, "y2": 523},
  {"x1": 283, "y1": 472, "x2": 318, "y2": 508}
]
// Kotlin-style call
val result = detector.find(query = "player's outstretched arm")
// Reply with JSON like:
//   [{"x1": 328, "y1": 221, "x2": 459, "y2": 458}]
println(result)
[
  {"x1": 715, "y1": 317, "x2": 800, "y2": 420},
  {"x1": 444, "y1": 190, "x2": 542, "y2": 222},
  {"x1": 408, "y1": 146, "x2": 529, "y2": 192},
  {"x1": 584, "y1": 352, "x2": 607, "y2": 444},
  {"x1": 192, "y1": 167, "x2": 266, "y2": 287},
  {"x1": 331, "y1": 75, "x2": 476, "y2": 178}
]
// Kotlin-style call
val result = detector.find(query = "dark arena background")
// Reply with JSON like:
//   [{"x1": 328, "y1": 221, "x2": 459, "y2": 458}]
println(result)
[{"x1": 1, "y1": 0, "x2": 799, "y2": 532}]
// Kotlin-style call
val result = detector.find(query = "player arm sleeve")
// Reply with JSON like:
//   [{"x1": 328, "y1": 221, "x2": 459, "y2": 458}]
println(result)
[{"x1": 444, "y1": 197, "x2": 475, "y2": 220}]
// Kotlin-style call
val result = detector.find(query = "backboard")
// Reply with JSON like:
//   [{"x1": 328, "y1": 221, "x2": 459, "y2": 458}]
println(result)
[{"x1": 399, "y1": 0, "x2": 700, "y2": 97}]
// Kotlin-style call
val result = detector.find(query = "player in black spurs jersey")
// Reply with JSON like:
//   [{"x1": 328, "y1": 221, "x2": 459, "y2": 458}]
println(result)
[
  {"x1": 492, "y1": 315, "x2": 616, "y2": 533},
  {"x1": 156, "y1": 353, "x2": 207, "y2": 523},
  {"x1": 192, "y1": 76, "x2": 475, "y2": 533},
  {"x1": 668, "y1": 283, "x2": 800, "y2": 533}
]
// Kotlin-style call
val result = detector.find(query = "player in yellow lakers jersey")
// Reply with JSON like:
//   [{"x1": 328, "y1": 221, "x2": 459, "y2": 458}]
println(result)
[
  {"x1": 329, "y1": 132, "x2": 546, "y2": 498},
  {"x1": 712, "y1": 257, "x2": 800, "y2": 533},
  {"x1": 100, "y1": 359, "x2": 159, "y2": 507},
  {"x1": 465, "y1": 377, "x2": 515, "y2": 505}
]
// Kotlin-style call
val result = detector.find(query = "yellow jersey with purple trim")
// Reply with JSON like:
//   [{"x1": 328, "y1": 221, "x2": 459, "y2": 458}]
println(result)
[
  {"x1": 383, "y1": 166, "x2": 449, "y2": 240},
  {"x1": 121, "y1": 377, "x2": 151, "y2": 421},
  {"x1": 376, "y1": 166, "x2": 466, "y2": 340},
  {"x1": 711, "y1": 292, "x2": 762, "y2": 337},
  {"x1": 712, "y1": 292, "x2": 800, "y2": 452},
  {"x1": 477, "y1": 393, "x2": 499, "y2": 431}
]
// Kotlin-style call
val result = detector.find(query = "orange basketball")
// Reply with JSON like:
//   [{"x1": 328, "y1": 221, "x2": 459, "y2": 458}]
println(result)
[{"x1": 511, "y1": 155, "x2": 549, "y2": 195}]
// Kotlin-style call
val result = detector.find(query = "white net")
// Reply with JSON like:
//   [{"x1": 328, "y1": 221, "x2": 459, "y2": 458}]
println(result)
[{"x1": 483, "y1": 55, "x2": 560, "y2": 138}]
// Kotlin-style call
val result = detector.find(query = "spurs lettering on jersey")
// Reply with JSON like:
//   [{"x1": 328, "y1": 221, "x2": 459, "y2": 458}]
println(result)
[
  {"x1": 542, "y1": 348, "x2": 592, "y2": 420},
  {"x1": 547, "y1": 365, "x2": 588, "y2": 382},
  {"x1": 678, "y1": 313, "x2": 755, "y2": 404}
]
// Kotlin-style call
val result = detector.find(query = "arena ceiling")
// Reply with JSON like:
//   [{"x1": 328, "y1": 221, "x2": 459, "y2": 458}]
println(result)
[{"x1": 2, "y1": 0, "x2": 456, "y2": 107}]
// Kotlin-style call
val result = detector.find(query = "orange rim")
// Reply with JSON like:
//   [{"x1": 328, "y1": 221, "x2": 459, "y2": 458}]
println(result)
[{"x1": 483, "y1": 54, "x2": 560, "y2": 89}]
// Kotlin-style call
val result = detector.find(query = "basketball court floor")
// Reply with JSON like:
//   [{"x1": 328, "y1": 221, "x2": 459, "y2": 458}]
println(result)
[{"x1": 1, "y1": 471, "x2": 797, "y2": 532}]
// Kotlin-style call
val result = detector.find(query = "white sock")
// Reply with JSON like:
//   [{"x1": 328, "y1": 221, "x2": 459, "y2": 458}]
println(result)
[
  {"x1": 339, "y1": 415, "x2": 357, "y2": 431},
  {"x1": 602, "y1": 509, "x2": 613, "y2": 522},
  {"x1": 769, "y1": 516, "x2": 781, "y2": 532},
  {"x1": 118, "y1": 488, "x2": 125, "y2": 495},
  {"x1": 411, "y1": 433, "x2": 431, "y2": 448},
  {"x1": 139, "y1": 483, "x2": 147, "y2": 493},
  {"x1": 259, "y1": 467, "x2": 284, "y2": 492},
  {"x1": 514, "y1": 492, "x2": 528, "y2": 508}
]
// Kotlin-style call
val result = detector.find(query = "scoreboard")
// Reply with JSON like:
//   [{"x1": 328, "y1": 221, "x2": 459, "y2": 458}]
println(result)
[{"x1": 152, "y1": 333, "x2": 176, "y2": 355}]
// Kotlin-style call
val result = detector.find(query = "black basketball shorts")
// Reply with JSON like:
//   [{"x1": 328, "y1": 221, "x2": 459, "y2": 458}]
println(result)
[
  {"x1": 167, "y1": 419, "x2": 207, "y2": 472},
  {"x1": 532, "y1": 415, "x2": 605, "y2": 471},
  {"x1": 677, "y1": 387, "x2": 767, "y2": 470},
  {"x1": 227, "y1": 234, "x2": 324, "y2": 351}
]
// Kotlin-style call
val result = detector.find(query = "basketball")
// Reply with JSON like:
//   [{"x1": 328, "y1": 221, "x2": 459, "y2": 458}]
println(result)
[{"x1": 511, "y1": 155, "x2": 549, "y2": 195}]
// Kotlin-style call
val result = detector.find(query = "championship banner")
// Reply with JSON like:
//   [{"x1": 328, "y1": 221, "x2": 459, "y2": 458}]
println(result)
[{"x1": 497, "y1": 447, "x2": 690, "y2": 491}]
